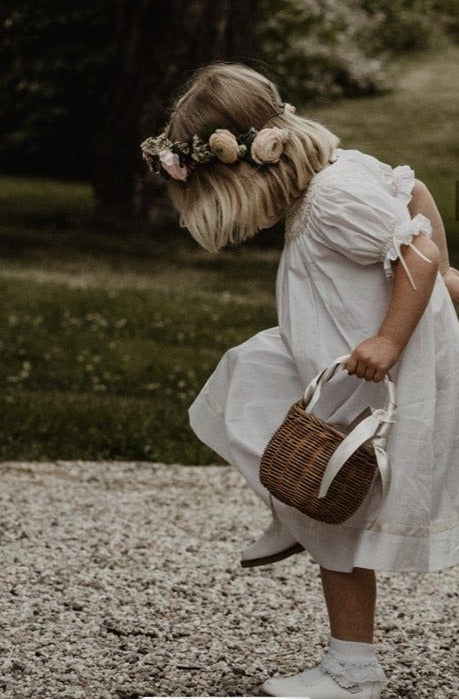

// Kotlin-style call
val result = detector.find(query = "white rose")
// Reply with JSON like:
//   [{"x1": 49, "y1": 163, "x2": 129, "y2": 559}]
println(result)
[
  {"x1": 209, "y1": 129, "x2": 240, "y2": 164},
  {"x1": 251, "y1": 127, "x2": 289, "y2": 165}
]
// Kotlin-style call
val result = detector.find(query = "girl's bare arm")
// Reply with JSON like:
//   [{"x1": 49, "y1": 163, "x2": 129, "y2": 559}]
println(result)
[
  {"x1": 408, "y1": 180, "x2": 447, "y2": 271},
  {"x1": 347, "y1": 235, "x2": 440, "y2": 382},
  {"x1": 408, "y1": 179, "x2": 459, "y2": 300}
]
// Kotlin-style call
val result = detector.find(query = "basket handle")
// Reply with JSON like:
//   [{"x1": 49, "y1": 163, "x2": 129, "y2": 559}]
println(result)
[
  {"x1": 303, "y1": 354, "x2": 396, "y2": 429},
  {"x1": 302, "y1": 355, "x2": 397, "y2": 501}
]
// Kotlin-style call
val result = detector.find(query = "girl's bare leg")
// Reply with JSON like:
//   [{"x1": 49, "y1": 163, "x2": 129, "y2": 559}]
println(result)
[
  {"x1": 320, "y1": 566, "x2": 376, "y2": 643},
  {"x1": 262, "y1": 567, "x2": 386, "y2": 695}
]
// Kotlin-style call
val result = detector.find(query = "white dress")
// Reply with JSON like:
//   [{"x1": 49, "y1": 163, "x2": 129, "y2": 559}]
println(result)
[{"x1": 189, "y1": 148, "x2": 459, "y2": 573}]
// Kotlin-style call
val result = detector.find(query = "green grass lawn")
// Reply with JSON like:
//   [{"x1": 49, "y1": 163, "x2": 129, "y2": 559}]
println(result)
[
  {"x1": 0, "y1": 45, "x2": 458, "y2": 461},
  {"x1": 0, "y1": 277, "x2": 276, "y2": 462}
]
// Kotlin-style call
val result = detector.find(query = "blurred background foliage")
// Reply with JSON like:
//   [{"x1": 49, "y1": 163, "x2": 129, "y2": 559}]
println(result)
[
  {"x1": 0, "y1": 0, "x2": 458, "y2": 461},
  {"x1": 1, "y1": 0, "x2": 458, "y2": 212},
  {"x1": 258, "y1": 0, "x2": 459, "y2": 102}
]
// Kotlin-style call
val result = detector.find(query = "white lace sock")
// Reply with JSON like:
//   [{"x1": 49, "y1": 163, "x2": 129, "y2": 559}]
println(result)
[{"x1": 318, "y1": 636, "x2": 388, "y2": 691}]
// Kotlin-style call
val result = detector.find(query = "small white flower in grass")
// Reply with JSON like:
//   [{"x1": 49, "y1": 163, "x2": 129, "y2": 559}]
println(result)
[{"x1": 144, "y1": 382, "x2": 161, "y2": 391}]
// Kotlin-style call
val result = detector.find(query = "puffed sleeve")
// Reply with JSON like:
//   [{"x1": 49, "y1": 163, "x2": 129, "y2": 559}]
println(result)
[{"x1": 308, "y1": 172, "x2": 433, "y2": 290}]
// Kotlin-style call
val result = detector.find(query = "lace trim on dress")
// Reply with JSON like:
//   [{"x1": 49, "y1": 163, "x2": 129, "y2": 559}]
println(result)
[
  {"x1": 379, "y1": 162, "x2": 415, "y2": 205},
  {"x1": 319, "y1": 652, "x2": 388, "y2": 690},
  {"x1": 284, "y1": 177, "x2": 323, "y2": 246},
  {"x1": 284, "y1": 160, "x2": 365, "y2": 246},
  {"x1": 392, "y1": 164, "x2": 416, "y2": 205},
  {"x1": 381, "y1": 213, "x2": 433, "y2": 290}
]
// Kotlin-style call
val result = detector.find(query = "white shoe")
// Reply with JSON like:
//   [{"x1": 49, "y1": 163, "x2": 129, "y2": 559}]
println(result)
[
  {"x1": 240, "y1": 518, "x2": 304, "y2": 568},
  {"x1": 262, "y1": 666, "x2": 383, "y2": 698}
]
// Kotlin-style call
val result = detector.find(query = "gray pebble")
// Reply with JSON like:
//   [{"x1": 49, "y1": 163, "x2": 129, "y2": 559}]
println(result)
[{"x1": 0, "y1": 460, "x2": 457, "y2": 698}]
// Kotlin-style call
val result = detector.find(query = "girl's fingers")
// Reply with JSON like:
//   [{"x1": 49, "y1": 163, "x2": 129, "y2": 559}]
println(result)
[
  {"x1": 346, "y1": 350, "x2": 386, "y2": 382},
  {"x1": 347, "y1": 357, "x2": 372, "y2": 378},
  {"x1": 364, "y1": 366, "x2": 376, "y2": 381},
  {"x1": 373, "y1": 369, "x2": 385, "y2": 383},
  {"x1": 346, "y1": 356, "x2": 358, "y2": 374}
]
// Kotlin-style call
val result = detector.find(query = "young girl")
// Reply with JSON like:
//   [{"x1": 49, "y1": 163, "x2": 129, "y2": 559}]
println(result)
[{"x1": 141, "y1": 63, "x2": 459, "y2": 698}]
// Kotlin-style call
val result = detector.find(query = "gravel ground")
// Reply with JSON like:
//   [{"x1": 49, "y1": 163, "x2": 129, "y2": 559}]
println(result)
[{"x1": 0, "y1": 461, "x2": 457, "y2": 699}]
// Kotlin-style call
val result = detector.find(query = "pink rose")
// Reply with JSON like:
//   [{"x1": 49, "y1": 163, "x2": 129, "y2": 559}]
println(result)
[
  {"x1": 209, "y1": 129, "x2": 240, "y2": 164},
  {"x1": 251, "y1": 127, "x2": 289, "y2": 165},
  {"x1": 159, "y1": 149, "x2": 188, "y2": 181}
]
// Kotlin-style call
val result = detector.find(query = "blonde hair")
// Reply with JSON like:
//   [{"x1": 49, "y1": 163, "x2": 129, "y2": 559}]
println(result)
[{"x1": 166, "y1": 63, "x2": 339, "y2": 252}]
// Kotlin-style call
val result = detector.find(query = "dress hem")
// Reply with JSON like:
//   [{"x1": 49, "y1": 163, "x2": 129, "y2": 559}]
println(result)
[
  {"x1": 189, "y1": 392, "x2": 459, "y2": 575},
  {"x1": 286, "y1": 518, "x2": 459, "y2": 574}
]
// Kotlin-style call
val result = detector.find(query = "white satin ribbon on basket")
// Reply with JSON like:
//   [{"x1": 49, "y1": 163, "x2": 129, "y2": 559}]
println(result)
[{"x1": 302, "y1": 355, "x2": 397, "y2": 504}]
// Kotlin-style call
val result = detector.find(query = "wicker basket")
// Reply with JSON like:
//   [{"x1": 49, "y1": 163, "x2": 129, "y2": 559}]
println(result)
[{"x1": 259, "y1": 356, "x2": 396, "y2": 525}]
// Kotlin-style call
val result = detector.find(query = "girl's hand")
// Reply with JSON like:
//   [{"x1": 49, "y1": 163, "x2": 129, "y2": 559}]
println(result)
[
  {"x1": 347, "y1": 238, "x2": 439, "y2": 382},
  {"x1": 346, "y1": 335, "x2": 401, "y2": 382},
  {"x1": 442, "y1": 266, "x2": 459, "y2": 302}
]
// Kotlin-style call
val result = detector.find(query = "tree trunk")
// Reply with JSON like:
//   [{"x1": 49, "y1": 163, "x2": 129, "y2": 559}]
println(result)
[{"x1": 92, "y1": 0, "x2": 259, "y2": 218}]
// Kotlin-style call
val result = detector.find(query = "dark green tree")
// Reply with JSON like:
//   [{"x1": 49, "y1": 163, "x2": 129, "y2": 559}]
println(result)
[
  {"x1": 0, "y1": 0, "x2": 259, "y2": 216},
  {"x1": 0, "y1": 1, "x2": 113, "y2": 178},
  {"x1": 2, "y1": 0, "x2": 455, "y2": 218},
  {"x1": 92, "y1": 0, "x2": 260, "y2": 217}
]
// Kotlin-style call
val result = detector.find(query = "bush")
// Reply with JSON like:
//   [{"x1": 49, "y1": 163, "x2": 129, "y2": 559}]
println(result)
[
  {"x1": 359, "y1": 0, "x2": 436, "y2": 53},
  {"x1": 431, "y1": 0, "x2": 459, "y2": 41},
  {"x1": 256, "y1": 0, "x2": 443, "y2": 103}
]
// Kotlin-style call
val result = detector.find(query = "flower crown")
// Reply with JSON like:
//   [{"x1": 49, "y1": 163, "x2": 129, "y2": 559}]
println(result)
[{"x1": 140, "y1": 102, "x2": 296, "y2": 182}]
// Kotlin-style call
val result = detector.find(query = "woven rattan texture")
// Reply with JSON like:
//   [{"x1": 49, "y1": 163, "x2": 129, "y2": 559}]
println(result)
[{"x1": 260, "y1": 400, "x2": 378, "y2": 524}]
